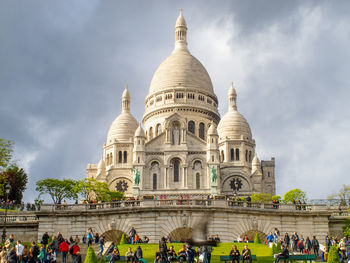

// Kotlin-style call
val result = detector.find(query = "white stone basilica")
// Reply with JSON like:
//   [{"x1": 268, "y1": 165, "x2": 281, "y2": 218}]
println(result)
[{"x1": 87, "y1": 11, "x2": 276, "y2": 198}]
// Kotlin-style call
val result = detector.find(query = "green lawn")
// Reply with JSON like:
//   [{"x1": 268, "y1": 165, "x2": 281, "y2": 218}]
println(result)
[{"x1": 113, "y1": 243, "x2": 273, "y2": 263}]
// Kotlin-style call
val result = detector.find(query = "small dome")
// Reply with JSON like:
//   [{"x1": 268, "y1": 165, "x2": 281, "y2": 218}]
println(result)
[
  {"x1": 107, "y1": 112, "x2": 138, "y2": 143},
  {"x1": 134, "y1": 124, "x2": 146, "y2": 137},
  {"x1": 207, "y1": 123, "x2": 218, "y2": 135},
  {"x1": 218, "y1": 110, "x2": 252, "y2": 140}
]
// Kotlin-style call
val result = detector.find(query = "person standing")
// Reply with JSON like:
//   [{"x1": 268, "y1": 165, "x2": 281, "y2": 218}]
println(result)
[
  {"x1": 291, "y1": 232, "x2": 299, "y2": 252},
  {"x1": 87, "y1": 228, "x2": 93, "y2": 247},
  {"x1": 284, "y1": 233, "x2": 290, "y2": 249},
  {"x1": 311, "y1": 236, "x2": 319, "y2": 257},
  {"x1": 230, "y1": 245, "x2": 240, "y2": 263},
  {"x1": 41, "y1": 232, "x2": 50, "y2": 249},
  {"x1": 71, "y1": 242, "x2": 80, "y2": 263},
  {"x1": 0, "y1": 246, "x2": 8, "y2": 263},
  {"x1": 15, "y1": 240, "x2": 24, "y2": 263},
  {"x1": 186, "y1": 245, "x2": 196, "y2": 263},
  {"x1": 51, "y1": 236, "x2": 59, "y2": 257},
  {"x1": 129, "y1": 227, "x2": 136, "y2": 245},
  {"x1": 29, "y1": 241, "x2": 39, "y2": 263},
  {"x1": 38, "y1": 245, "x2": 45, "y2": 263},
  {"x1": 99, "y1": 236, "x2": 105, "y2": 256},
  {"x1": 159, "y1": 237, "x2": 167, "y2": 263},
  {"x1": 58, "y1": 240, "x2": 69, "y2": 263}
]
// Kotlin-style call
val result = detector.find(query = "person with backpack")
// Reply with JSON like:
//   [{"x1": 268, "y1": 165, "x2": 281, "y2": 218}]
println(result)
[
  {"x1": 59, "y1": 240, "x2": 69, "y2": 263},
  {"x1": 30, "y1": 241, "x2": 39, "y2": 263},
  {"x1": 70, "y1": 242, "x2": 80, "y2": 263}
]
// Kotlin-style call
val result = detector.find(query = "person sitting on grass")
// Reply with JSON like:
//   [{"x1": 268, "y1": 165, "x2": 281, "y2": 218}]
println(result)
[
  {"x1": 230, "y1": 245, "x2": 240, "y2": 263},
  {"x1": 135, "y1": 246, "x2": 147, "y2": 263},
  {"x1": 241, "y1": 245, "x2": 251, "y2": 263},
  {"x1": 266, "y1": 232, "x2": 274, "y2": 246},
  {"x1": 167, "y1": 246, "x2": 177, "y2": 262},
  {"x1": 274, "y1": 245, "x2": 289, "y2": 263},
  {"x1": 125, "y1": 247, "x2": 135, "y2": 263},
  {"x1": 109, "y1": 248, "x2": 120, "y2": 263}
]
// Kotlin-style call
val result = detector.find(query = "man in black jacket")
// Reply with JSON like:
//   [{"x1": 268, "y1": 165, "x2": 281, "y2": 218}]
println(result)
[
  {"x1": 159, "y1": 237, "x2": 168, "y2": 263},
  {"x1": 42, "y1": 232, "x2": 50, "y2": 248},
  {"x1": 129, "y1": 227, "x2": 136, "y2": 245},
  {"x1": 275, "y1": 245, "x2": 289, "y2": 263}
]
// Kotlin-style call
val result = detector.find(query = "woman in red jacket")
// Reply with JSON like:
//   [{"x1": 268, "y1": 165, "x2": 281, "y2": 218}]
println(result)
[
  {"x1": 59, "y1": 240, "x2": 69, "y2": 263},
  {"x1": 71, "y1": 243, "x2": 80, "y2": 263}
]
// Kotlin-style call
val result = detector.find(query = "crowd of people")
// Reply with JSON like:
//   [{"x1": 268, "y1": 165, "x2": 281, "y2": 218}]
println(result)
[
  {"x1": 0, "y1": 200, "x2": 38, "y2": 211},
  {"x1": 264, "y1": 229, "x2": 350, "y2": 263}
]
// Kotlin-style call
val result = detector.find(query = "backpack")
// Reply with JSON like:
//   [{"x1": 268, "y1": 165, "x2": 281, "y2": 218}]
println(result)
[
  {"x1": 69, "y1": 246, "x2": 74, "y2": 255},
  {"x1": 32, "y1": 245, "x2": 39, "y2": 257}
]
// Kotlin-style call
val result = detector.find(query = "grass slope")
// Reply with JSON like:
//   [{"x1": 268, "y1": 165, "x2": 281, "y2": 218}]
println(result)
[{"x1": 113, "y1": 243, "x2": 273, "y2": 263}]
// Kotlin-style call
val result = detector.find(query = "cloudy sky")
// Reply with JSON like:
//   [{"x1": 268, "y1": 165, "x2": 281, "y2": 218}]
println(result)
[{"x1": 1, "y1": 0, "x2": 349, "y2": 202}]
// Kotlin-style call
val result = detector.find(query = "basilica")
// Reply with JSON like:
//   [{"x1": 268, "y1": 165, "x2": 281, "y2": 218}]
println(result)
[{"x1": 86, "y1": 11, "x2": 276, "y2": 198}]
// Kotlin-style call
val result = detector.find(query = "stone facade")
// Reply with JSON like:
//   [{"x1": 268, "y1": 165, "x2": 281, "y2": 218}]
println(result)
[{"x1": 87, "y1": 11, "x2": 276, "y2": 198}]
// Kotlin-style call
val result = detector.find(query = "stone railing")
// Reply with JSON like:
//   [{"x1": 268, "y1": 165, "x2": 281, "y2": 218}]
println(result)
[
  {"x1": 38, "y1": 199, "x2": 346, "y2": 213},
  {"x1": 0, "y1": 215, "x2": 38, "y2": 223}
]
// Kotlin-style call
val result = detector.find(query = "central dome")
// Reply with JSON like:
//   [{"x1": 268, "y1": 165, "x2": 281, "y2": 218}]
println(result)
[
  {"x1": 147, "y1": 10, "x2": 214, "y2": 97},
  {"x1": 148, "y1": 49, "x2": 214, "y2": 95}
]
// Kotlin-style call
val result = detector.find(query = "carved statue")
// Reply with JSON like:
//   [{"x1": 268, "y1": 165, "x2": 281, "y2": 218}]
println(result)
[
  {"x1": 133, "y1": 168, "x2": 140, "y2": 186},
  {"x1": 172, "y1": 127, "x2": 180, "y2": 145},
  {"x1": 210, "y1": 166, "x2": 217, "y2": 184}
]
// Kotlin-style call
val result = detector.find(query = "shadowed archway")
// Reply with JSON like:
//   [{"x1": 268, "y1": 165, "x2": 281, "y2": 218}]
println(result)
[
  {"x1": 169, "y1": 227, "x2": 193, "y2": 242},
  {"x1": 240, "y1": 230, "x2": 267, "y2": 242},
  {"x1": 102, "y1": 230, "x2": 127, "y2": 243}
]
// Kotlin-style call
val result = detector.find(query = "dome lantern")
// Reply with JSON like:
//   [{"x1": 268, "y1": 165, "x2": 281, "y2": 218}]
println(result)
[
  {"x1": 122, "y1": 84, "x2": 130, "y2": 112},
  {"x1": 228, "y1": 81, "x2": 237, "y2": 111},
  {"x1": 174, "y1": 9, "x2": 188, "y2": 51}
]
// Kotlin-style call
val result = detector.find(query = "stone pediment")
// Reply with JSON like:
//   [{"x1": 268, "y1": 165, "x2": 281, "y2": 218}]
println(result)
[
  {"x1": 186, "y1": 132, "x2": 206, "y2": 150},
  {"x1": 146, "y1": 133, "x2": 166, "y2": 151}
]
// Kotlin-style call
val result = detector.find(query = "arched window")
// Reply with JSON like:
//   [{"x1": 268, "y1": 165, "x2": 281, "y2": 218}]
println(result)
[
  {"x1": 153, "y1": 174, "x2": 157, "y2": 190},
  {"x1": 249, "y1": 151, "x2": 252, "y2": 162},
  {"x1": 199, "y1": 122, "x2": 205, "y2": 139},
  {"x1": 221, "y1": 150, "x2": 225, "y2": 162},
  {"x1": 149, "y1": 127, "x2": 153, "y2": 139},
  {"x1": 230, "y1": 149, "x2": 234, "y2": 161},
  {"x1": 173, "y1": 159, "x2": 180, "y2": 182},
  {"x1": 196, "y1": 173, "x2": 200, "y2": 189},
  {"x1": 118, "y1": 151, "x2": 122, "y2": 163},
  {"x1": 245, "y1": 150, "x2": 248, "y2": 162},
  {"x1": 106, "y1": 154, "x2": 110, "y2": 165},
  {"x1": 211, "y1": 155, "x2": 214, "y2": 162},
  {"x1": 188, "y1": 121, "x2": 195, "y2": 134},
  {"x1": 110, "y1": 153, "x2": 113, "y2": 165},
  {"x1": 235, "y1": 149, "x2": 240, "y2": 161},
  {"x1": 123, "y1": 151, "x2": 127, "y2": 163},
  {"x1": 156, "y1": 124, "x2": 161, "y2": 136}
]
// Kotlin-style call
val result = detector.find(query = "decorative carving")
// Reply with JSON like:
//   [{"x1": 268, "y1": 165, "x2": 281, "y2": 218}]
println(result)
[
  {"x1": 230, "y1": 178, "x2": 242, "y2": 191},
  {"x1": 116, "y1": 180, "x2": 128, "y2": 192}
]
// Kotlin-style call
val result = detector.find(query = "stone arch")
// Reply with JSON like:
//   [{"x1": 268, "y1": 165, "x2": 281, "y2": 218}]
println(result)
[
  {"x1": 240, "y1": 230, "x2": 267, "y2": 243},
  {"x1": 101, "y1": 229, "x2": 127, "y2": 243},
  {"x1": 168, "y1": 227, "x2": 193, "y2": 242}
]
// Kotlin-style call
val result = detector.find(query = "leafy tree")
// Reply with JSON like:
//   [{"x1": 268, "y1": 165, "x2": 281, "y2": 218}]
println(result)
[
  {"x1": 36, "y1": 179, "x2": 78, "y2": 204},
  {"x1": 74, "y1": 178, "x2": 123, "y2": 202},
  {"x1": 119, "y1": 233, "x2": 127, "y2": 245},
  {"x1": 283, "y1": 189, "x2": 306, "y2": 204},
  {"x1": 254, "y1": 232, "x2": 261, "y2": 244},
  {"x1": 0, "y1": 164, "x2": 28, "y2": 202},
  {"x1": 327, "y1": 246, "x2": 340, "y2": 263},
  {"x1": 0, "y1": 139, "x2": 14, "y2": 172},
  {"x1": 84, "y1": 246, "x2": 98, "y2": 263},
  {"x1": 250, "y1": 193, "x2": 272, "y2": 203},
  {"x1": 328, "y1": 185, "x2": 350, "y2": 206}
]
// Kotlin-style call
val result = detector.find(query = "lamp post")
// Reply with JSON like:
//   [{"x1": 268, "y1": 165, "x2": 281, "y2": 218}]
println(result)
[{"x1": 2, "y1": 182, "x2": 12, "y2": 243}]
